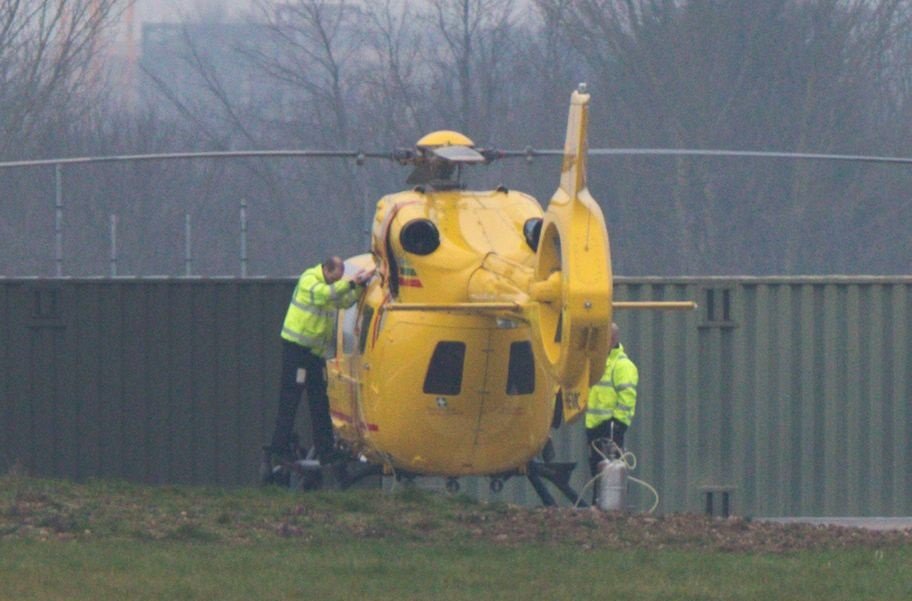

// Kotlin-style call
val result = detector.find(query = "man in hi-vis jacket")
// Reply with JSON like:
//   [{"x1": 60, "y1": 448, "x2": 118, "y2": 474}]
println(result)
[
  {"x1": 262, "y1": 256, "x2": 373, "y2": 483},
  {"x1": 585, "y1": 323, "x2": 638, "y2": 479}
]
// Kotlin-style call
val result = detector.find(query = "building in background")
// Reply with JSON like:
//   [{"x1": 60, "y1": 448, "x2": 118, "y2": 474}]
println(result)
[
  {"x1": 137, "y1": 2, "x2": 365, "y2": 124},
  {"x1": 102, "y1": 0, "x2": 257, "y2": 110}
]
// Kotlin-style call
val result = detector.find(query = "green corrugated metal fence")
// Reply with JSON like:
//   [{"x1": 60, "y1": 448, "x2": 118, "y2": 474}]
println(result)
[
  {"x1": 0, "y1": 279, "x2": 291, "y2": 486},
  {"x1": 612, "y1": 277, "x2": 911, "y2": 517},
  {"x1": 1, "y1": 277, "x2": 909, "y2": 516}
]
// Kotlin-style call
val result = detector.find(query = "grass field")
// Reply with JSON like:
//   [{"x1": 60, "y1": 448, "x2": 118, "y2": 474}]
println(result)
[{"x1": 1, "y1": 475, "x2": 910, "y2": 600}]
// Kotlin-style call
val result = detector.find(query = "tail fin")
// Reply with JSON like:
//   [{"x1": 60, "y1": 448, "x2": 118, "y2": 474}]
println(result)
[{"x1": 525, "y1": 85, "x2": 613, "y2": 423}]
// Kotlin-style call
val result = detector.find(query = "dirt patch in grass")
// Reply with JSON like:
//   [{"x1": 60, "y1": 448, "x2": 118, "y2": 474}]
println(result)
[{"x1": 1, "y1": 475, "x2": 909, "y2": 553}]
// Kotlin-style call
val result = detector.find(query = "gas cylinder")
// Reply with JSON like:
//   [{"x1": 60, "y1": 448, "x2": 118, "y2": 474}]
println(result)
[{"x1": 597, "y1": 458, "x2": 628, "y2": 511}]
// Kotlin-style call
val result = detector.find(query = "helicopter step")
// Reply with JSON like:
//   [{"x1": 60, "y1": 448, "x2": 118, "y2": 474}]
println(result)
[
  {"x1": 290, "y1": 455, "x2": 385, "y2": 492},
  {"x1": 261, "y1": 444, "x2": 384, "y2": 492}
]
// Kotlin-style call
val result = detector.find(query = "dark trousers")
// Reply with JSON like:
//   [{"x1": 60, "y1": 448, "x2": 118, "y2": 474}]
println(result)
[
  {"x1": 270, "y1": 340, "x2": 334, "y2": 457},
  {"x1": 586, "y1": 419, "x2": 627, "y2": 478}
]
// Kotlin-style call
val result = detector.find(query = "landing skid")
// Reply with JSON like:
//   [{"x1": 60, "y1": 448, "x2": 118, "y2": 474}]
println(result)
[
  {"x1": 283, "y1": 456, "x2": 384, "y2": 491},
  {"x1": 443, "y1": 461, "x2": 588, "y2": 508},
  {"x1": 265, "y1": 447, "x2": 586, "y2": 508}
]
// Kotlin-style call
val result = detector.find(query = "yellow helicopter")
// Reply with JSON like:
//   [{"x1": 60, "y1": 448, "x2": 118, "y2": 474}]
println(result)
[{"x1": 307, "y1": 85, "x2": 693, "y2": 504}]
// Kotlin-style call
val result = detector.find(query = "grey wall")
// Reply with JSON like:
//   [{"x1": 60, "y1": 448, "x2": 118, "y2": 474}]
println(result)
[
  {"x1": 0, "y1": 279, "x2": 290, "y2": 486},
  {"x1": 616, "y1": 277, "x2": 911, "y2": 517},
  {"x1": 1, "y1": 277, "x2": 910, "y2": 516}
]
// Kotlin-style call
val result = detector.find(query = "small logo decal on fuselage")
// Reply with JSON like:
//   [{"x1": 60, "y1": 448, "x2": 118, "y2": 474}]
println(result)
[{"x1": 398, "y1": 260, "x2": 423, "y2": 288}]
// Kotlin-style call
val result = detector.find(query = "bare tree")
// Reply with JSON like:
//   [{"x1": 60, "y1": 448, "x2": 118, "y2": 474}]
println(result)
[
  {"x1": 0, "y1": 0, "x2": 130, "y2": 158},
  {"x1": 360, "y1": 0, "x2": 429, "y2": 143},
  {"x1": 246, "y1": 0, "x2": 365, "y2": 147},
  {"x1": 244, "y1": 0, "x2": 371, "y2": 249},
  {"x1": 560, "y1": 0, "x2": 912, "y2": 274},
  {"x1": 425, "y1": 0, "x2": 517, "y2": 138}
]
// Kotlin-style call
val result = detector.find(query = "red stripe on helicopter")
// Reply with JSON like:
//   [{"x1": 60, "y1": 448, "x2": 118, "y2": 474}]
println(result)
[
  {"x1": 331, "y1": 409, "x2": 379, "y2": 432},
  {"x1": 399, "y1": 277, "x2": 423, "y2": 288}
]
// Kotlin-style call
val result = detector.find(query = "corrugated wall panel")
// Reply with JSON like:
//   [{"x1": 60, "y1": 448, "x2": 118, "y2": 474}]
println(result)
[
  {"x1": 30, "y1": 291, "x2": 56, "y2": 477},
  {"x1": 73, "y1": 284, "x2": 97, "y2": 479},
  {"x1": 194, "y1": 283, "x2": 218, "y2": 483},
  {"x1": 846, "y1": 284, "x2": 863, "y2": 514},
  {"x1": 0, "y1": 283, "x2": 9, "y2": 470},
  {"x1": 1, "y1": 284, "x2": 21, "y2": 472},
  {"x1": 891, "y1": 285, "x2": 908, "y2": 512},
  {"x1": 1, "y1": 278, "x2": 911, "y2": 516},
  {"x1": 216, "y1": 283, "x2": 239, "y2": 485},
  {"x1": 867, "y1": 285, "x2": 886, "y2": 514},
  {"x1": 56, "y1": 284, "x2": 78, "y2": 481},
  {"x1": 144, "y1": 283, "x2": 170, "y2": 484},
  {"x1": 797, "y1": 285, "x2": 818, "y2": 515},
  {"x1": 170, "y1": 281, "x2": 197, "y2": 484},
  {"x1": 13, "y1": 284, "x2": 32, "y2": 474},
  {"x1": 121, "y1": 283, "x2": 146, "y2": 483},
  {"x1": 237, "y1": 282, "x2": 270, "y2": 484},
  {"x1": 12, "y1": 284, "x2": 30, "y2": 472}
]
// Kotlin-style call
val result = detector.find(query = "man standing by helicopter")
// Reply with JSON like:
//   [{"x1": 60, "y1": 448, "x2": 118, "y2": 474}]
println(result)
[
  {"x1": 585, "y1": 323, "x2": 638, "y2": 489},
  {"x1": 261, "y1": 256, "x2": 374, "y2": 483}
]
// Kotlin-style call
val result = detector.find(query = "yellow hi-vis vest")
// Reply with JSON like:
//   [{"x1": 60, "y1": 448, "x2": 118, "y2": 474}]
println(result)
[
  {"x1": 281, "y1": 264, "x2": 362, "y2": 357},
  {"x1": 586, "y1": 344, "x2": 638, "y2": 428}
]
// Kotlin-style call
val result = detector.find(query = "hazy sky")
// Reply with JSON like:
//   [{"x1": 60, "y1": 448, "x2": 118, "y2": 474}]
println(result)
[{"x1": 137, "y1": 0, "x2": 255, "y2": 22}]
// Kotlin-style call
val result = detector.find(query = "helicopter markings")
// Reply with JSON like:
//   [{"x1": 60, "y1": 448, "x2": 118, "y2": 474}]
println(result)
[{"x1": 398, "y1": 265, "x2": 423, "y2": 288}]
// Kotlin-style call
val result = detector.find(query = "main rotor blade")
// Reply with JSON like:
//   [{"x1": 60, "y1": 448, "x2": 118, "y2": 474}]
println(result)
[
  {"x1": 8, "y1": 147, "x2": 912, "y2": 170},
  {"x1": 502, "y1": 147, "x2": 912, "y2": 166},
  {"x1": 589, "y1": 148, "x2": 912, "y2": 165},
  {"x1": 0, "y1": 149, "x2": 381, "y2": 170}
]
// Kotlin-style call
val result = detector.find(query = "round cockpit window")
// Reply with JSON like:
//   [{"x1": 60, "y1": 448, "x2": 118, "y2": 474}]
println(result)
[
  {"x1": 523, "y1": 217, "x2": 543, "y2": 251},
  {"x1": 400, "y1": 219, "x2": 440, "y2": 255}
]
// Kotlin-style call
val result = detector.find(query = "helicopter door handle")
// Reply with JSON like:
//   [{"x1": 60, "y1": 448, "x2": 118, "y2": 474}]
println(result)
[{"x1": 362, "y1": 363, "x2": 370, "y2": 370}]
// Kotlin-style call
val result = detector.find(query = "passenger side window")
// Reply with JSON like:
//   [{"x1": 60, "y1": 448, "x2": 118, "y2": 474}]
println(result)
[
  {"x1": 423, "y1": 341, "x2": 466, "y2": 395},
  {"x1": 506, "y1": 341, "x2": 535, "y2": 395}
]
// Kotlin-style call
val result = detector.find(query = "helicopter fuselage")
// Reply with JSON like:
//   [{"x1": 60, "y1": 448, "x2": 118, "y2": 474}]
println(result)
[
  {"x1": 324, "y1": 89, "x2": 616, "y2": 481},
  {"x1": 327, "y1": 187, "x2": 556, "y2": 476}
]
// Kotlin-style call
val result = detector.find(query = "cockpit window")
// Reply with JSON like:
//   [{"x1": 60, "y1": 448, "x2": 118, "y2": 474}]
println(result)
[
  {"x1": 400, "y1": 219, "x2": 440, "y2": 255},
  {"x1": 523, "y1": 218, "x2": 543, "y2": 251},
  {"x1": 506, "y1": 341, "x2": 535, "y2": 395},
  {"x1": 423, "y1": 341, "x2": 465, "y2": 395},
  {"x1": 341, "y1": 306, "x2": 358, "y2": 355},
  {"x1": 358, "y1": 306, "x2": 374, "y2": 353}
]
